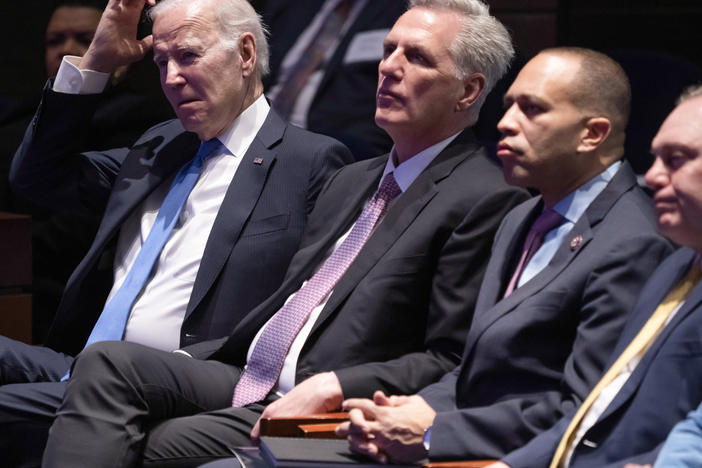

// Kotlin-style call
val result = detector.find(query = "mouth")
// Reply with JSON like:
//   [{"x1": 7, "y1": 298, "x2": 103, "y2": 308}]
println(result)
[
  {"x1": 496, "y1": 141, "x2": 519, "y2": 157},
  {"x1": 176, "y1": 98, "x2": 199, "y2": 109},
  {"x1": 377, "y1": 88, "x2": 403, "y2": 105}
]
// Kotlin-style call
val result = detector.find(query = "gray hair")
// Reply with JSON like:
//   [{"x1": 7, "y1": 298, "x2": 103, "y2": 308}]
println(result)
[
  {"x1": 677, "y1": 84, "x2": 702, "y2": 105},
  {"x1": 149, "y1": 0, "x2": 270, "y2": 78},
  {"x1": 408, "y1": 0, "x2": 514, "y2": 119}
]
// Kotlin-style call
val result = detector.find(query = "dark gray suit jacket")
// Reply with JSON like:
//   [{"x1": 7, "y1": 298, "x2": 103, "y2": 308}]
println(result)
[
  {"x1": 503, "y1": 247, "x2": 702, "y2": 468},
  {"x1": 419, "y1": 161, "x2": 673, "y2": 460},
  {"x1": 9, "y1": 86, "x2": 352, "y2": 356},
  {"x1": 184, "y1": 129, "x2": 530, "y2": 398}
]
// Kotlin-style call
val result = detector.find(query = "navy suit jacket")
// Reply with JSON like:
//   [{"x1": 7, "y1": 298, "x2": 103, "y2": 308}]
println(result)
[
  {"x1": 263, "y1": 0, "x2": 406, "y2": 158},
  {"x1": 418, "y1": 161, "x2": 673, "y2": 461},
  {"x1": 504, "y1": 247, "x2": 702, "y2": 468},
  {"x1": 9, "y1": 86, "x2": 352, "y2": 356},
  {"x1": 183, "y1": 129, "x2": 529, "y2": 398}
]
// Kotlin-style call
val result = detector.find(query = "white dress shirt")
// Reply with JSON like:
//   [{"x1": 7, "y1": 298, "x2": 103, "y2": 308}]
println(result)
[
  {"x1": 246, "y1": 131, "x2": 460, "y2": 395},
  {"x1": 53, "y1": 57, "x2": 270, "y2": 351}
]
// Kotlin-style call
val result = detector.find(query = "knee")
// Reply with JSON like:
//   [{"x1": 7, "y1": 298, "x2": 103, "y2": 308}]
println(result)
[{"x1": 71, "y1": 341, "x2": 144, "y2": 382}]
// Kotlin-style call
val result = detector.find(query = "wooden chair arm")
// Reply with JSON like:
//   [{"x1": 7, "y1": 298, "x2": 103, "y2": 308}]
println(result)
[
  {"x1": 297, "y1": 422, "x2": 344, "y2": 439},
  {"x1": 259, "y1": 412, "x2": 350, "y2": 437}
]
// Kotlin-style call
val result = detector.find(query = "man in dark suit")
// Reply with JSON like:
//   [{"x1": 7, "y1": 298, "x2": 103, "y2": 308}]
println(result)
[
  {"x1": 490, "y1": 86, "x2": 702, "y2": 468},
  {"x1": 339, "y1": 47, "x2": 673, "y2": 464},
  {"x1": 263, "y1": 0, "x2": 406, "y2": 158},
  {"x1": 38, "y1": 1, "x2": 529, "y2": 466},
  {"x1": 0, "y1": 0, "x2": 350, "y2": 463}
]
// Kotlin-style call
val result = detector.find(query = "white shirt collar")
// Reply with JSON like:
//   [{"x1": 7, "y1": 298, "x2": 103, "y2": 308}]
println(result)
[{"x1": 216, "y1": 94, "x2": 270, "y2": 157}]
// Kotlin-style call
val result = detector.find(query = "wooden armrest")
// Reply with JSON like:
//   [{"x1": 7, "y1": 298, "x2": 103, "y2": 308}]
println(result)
[
  {"x1": 297, "y1": 422, "x2": 344, "y2": 439},
  {"x1": 423, "y1": 461, "x2": 497, "y2": 468},
  {"x1": 259, "y1": 412, "x2": 350, "y2": 437}
]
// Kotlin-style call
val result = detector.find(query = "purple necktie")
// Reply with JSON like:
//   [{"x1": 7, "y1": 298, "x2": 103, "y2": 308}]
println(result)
[
  {"x1": 503, "y1": 208, "x2": 564, "y2": 297},
  {"x1": 232, "y1": 172, "x2": 401, "y2": 406}
]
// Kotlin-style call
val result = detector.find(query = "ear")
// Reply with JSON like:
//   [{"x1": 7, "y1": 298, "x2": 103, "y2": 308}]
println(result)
[
  {"x1": 455, "y1": 72, "x2": 486, "y2": 112},
  {"x1": 576, "y1": 117, "x2": 612, "y2": 152},
  {"x1": 238, "y1": 32, "x2": 257, "y2": 77}
]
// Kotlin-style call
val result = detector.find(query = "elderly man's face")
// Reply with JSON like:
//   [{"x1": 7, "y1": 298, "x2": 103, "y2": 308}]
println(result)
[
  {"x1": 646, "y1": 96, "x2": 702, "y2": 251},
  {"x1": 153, "y1": 3, "x2": 250, "y2": 141},
  {"x1": 497, "y1": 53, "x2": 588, "y2": 198},
  {"x1": 45, "y1": 6, "x2": 102, "y2": 77},
  {"x1": 375, "y1": 8, "x2": 466, "y2": 144}
]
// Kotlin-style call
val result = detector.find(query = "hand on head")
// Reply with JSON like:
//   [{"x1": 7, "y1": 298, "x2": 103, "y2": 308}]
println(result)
[{"x1": 80, "y1": 0, "x2": 157, "y2": 73}]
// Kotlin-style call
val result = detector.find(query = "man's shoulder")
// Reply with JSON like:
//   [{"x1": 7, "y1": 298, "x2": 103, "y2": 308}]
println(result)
[{"x1": 132, "y1": 118, "x2": 188, "y2": 145}]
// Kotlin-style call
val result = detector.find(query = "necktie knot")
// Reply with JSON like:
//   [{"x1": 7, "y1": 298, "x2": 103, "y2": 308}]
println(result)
[
  {"x1": 531, "y1": 208, "x2": 565, "y2": 239},
  {"x1": 374, "y1": 172, "x2": 402, "y2": 204},
  {"x1": 194, "y1": 139, "x2": 222, "y2": 165}
]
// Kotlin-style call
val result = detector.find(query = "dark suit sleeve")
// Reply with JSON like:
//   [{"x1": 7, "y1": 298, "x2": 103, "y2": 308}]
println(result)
[
  {"x1": 421, "y1": 233, "x2": 672, "y2": 461},
  {"x1": 9, "y1": 84, "x2": 130, "y2": 215},
  {"x1": 333, "y1": 187, "x2": 530, "y2": 398}
]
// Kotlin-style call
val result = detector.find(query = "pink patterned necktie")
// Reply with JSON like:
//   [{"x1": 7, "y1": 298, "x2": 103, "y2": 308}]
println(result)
[
  {"x1": 232, "y1": 172, "x2": 402, "y2": 406},
  {"x1": 503, "y1": 208, "x2": 564, "y2": 297}
]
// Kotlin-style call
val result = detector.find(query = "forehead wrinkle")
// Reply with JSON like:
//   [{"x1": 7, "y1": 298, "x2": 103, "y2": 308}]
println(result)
[{"x1": 153, "y1": 9, "x2": 218, "y2": 47}]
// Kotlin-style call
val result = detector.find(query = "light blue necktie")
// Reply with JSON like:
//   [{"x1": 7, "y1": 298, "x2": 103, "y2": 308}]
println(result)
[{"x1": 62, "y1": 139, "x2": 221, "y2": 380}]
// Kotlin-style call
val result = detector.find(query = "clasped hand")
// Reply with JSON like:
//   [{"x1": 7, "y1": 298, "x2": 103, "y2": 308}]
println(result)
[{"x1": 336, "y1": 391, "x2": 436, "y2": 464}]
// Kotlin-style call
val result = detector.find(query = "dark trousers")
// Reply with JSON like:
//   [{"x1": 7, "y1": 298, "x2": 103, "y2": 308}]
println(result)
[
  {"x1": 42, "y1": 341, "x2": 274, "y2": 468},
  {"x1": 0, "y1": 335, "x2": 73, "y2": 468}
]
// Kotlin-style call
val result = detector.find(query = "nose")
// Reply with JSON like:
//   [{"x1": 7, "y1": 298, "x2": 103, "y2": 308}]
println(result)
[
  {"x1": 497, "y1": 103, "x2": 518, "y2": 136},
  {"x1": 378, "y1": 50, "x2": 402, "y2": 81},
  {"x1": 645, "y1": 156, "x2": 668, "y2": 192},
  {"x1": 164, "y1": 60, "x2": 185, "y2": 87}
]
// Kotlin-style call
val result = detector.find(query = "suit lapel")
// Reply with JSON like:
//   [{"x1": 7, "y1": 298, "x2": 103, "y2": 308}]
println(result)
[
  {"x1": 462, "y1": 162, "x2": 638, "y2": 362},
  {"x1": 90, "y1": 129, "x2": 199, "y2": 261},
  {"x1": 308, "y1": 133, "x2": 477, "y2": 334},
  {"x1": 185, "y1": 112, "x2": 285, "y2": 317},
  {"x1": 475, "y1": 198, "x2": 542, "y2": 312},
  {"x1": 596, "y1": 249, "x2": 700, "y2": 423},
  {"x1": 215, "y1": 159, "x2": 384, "y2": 358}
]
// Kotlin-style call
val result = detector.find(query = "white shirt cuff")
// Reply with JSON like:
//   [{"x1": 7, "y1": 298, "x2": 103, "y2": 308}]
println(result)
[
  {"x1": 172, "y1": 349, "x2": 193, "y2": 358},
  {"x1": 53, "y1": 55, "x2": 110, "y2": 95}
]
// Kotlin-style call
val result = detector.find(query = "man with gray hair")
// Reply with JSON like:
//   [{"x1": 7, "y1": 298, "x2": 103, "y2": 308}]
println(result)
[
  {"x1": 339, "y1": 46, "x2": 672, "y2": 464},
  {"x1": 1, "y1": 0, "x2": 350, "y2": 463},
  {"x1": 37, "y1": 0, "x2": 530, "y2": 466}
]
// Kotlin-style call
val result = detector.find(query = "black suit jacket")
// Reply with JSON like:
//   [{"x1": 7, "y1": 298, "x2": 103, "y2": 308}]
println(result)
[
  {"x1": 504, "y1": 247, "x2": 702, "y2": 468},
  {"x1": 9, "y1": 86, "x2": 352, "y2": 356},
  {"x1": 263, "y1": 0, "x2": 406, "y2": 158},
  {"x1": 184, "y1": 129, "x2": 529, "y2": 398},
  {"x1": 418, "y1": 161, "x2": 673, "y2": 460}
]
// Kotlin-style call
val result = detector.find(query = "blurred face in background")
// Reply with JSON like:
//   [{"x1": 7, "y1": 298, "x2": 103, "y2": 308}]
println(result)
[{"x1": 45, "y1": 5, "x2": 102, "y2": 77}]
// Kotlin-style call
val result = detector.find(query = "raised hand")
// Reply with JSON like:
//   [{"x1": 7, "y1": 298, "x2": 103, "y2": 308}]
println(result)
[{"x1": 80, "y1": 0, "x2": 156, "y2": 73}]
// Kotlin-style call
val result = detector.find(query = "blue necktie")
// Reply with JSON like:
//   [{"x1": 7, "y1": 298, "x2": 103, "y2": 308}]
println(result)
[{"x1": 62, "y1": 139, "x2": 221, "y2": 380}]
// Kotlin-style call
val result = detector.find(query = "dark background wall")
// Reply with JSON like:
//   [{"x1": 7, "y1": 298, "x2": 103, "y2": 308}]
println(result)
[
  {"x1": 2, "y1": 1, "x2": 701, "y2": 99},
  {"x1": 1, "y1": 0, "x2": 701, "y2": 172}
]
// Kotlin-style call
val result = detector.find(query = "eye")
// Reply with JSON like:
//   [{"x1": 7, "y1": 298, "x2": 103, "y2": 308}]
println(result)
[
  {"x1": 407, "y1": 50, "x2": 427, "y2": 65},
  {"x1": 521, "y1": 103, "x2": 543, "y2": 116},
  {"x1": 180, "y1": 51, "x2": 199, "y2": 63},
  {"x1": 382, "y1": 43, "x2": 396, "y2": 59},
  {"x1": 665, "y1": 152, "x2": 689, "y2": 170}
]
